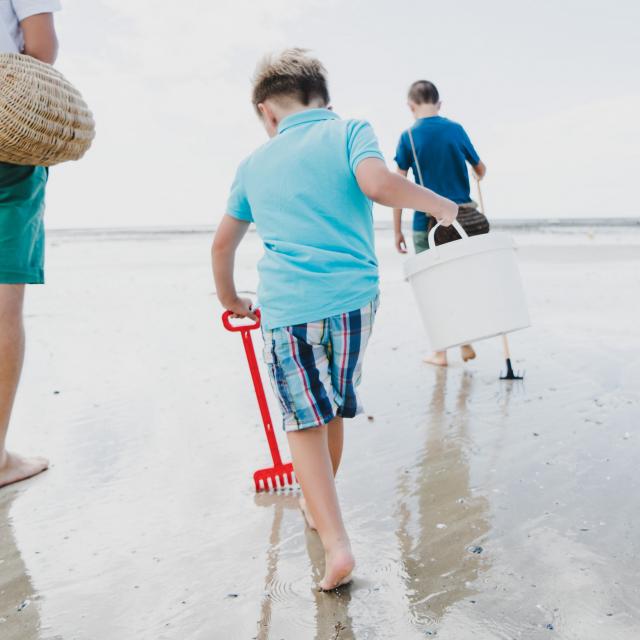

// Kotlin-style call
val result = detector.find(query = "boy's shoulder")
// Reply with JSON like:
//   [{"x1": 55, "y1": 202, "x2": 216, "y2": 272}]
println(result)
[
  {"x1": 248, "y1": 135, "x2": 276, "y2": 159},
  {"x1": 239, "y1": 115, "x2": 376, "y2": 168},
  {"x1": 320, "y1": 116, "x2": 381, "y2": 154},
  {"x1": 418, "y1": 117, "x2": 468, "y2": 143},
  {"x1": 234, "y1": 136, "x2": 275, "y2": 177},
  {"x1": 425, "y1": 115, "x2": 462, "y2": 130},
  {"x1": 343, "y1": 117, "x2": 377, "y2": 143},
  {"x1": 402, "y1": 116, "x2": 461, "y2": 137},
  {"x1": 343, "y1": 116, "x2": 373, "y2": 131},
  {"x1": 438, "y1": 116, "x2": 467, "y2": 134}
]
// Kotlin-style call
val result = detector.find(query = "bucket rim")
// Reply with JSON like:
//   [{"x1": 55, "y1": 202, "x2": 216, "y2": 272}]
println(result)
[{"x1": 403, "y1": 232, "x2": 516, "y2": 281}]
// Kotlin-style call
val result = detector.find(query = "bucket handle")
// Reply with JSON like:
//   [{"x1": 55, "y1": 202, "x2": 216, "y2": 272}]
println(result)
[{"x1": 428, "y1": 219, "x2": 469, "y2": 249}]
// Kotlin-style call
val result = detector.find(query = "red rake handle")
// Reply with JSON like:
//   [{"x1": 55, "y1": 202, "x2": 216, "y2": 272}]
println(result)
[
  {"x1": 222, "y1": 310, "x2": 261, "y2": 333},
  {"x1": 222, "y1": 310, "x2": 283, "y2": 468}
]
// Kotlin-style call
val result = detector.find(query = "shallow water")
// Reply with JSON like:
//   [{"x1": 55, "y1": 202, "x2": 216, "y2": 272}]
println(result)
[{"x1": 1, "y1": 229, "x2": 639, "y2": 639}]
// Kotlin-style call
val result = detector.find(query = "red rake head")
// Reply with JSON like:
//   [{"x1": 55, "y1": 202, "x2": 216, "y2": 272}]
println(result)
[{"x1": 254, "y1": 462, "x2": 296, "y2": 492}]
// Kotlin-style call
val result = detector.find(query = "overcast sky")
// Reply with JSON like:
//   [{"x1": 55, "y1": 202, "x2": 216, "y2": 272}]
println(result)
[{"x1": 46, "y1": 0, "x2": 640, "y2": 228}]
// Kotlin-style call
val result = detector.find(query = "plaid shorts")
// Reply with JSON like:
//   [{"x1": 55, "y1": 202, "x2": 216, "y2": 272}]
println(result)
[{"x1": 262, "y1": 297, "x2": 379, "y2": 431}]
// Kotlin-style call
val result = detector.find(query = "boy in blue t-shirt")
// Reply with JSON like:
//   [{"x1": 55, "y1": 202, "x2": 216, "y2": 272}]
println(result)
[
  {"x1": 393, "y1": 80, "x2": 487, "y2": 367},
  {"x1": 212, "y1": 49, "x2": 457, "y2": 590}
]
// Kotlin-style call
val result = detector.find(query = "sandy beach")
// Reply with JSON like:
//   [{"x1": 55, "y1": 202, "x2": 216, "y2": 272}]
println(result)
[{"x1": 1, "y1": 224, "x2": 639, "y2": 640}]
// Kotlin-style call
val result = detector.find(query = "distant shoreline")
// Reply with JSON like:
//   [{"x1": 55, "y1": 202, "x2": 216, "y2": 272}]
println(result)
[{"x1": 48, "y1": 217, "x2": 640, "y2": 240}]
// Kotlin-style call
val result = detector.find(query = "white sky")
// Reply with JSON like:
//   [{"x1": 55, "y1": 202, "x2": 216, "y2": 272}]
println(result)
[{"x1": 46, "y1": 0, "x2": 640, "y2": 228}]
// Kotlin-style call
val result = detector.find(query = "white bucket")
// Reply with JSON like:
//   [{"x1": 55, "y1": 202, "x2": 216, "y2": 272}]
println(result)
[{"x1": 403, "y1": 220, "x2": 530, "y2": 351}]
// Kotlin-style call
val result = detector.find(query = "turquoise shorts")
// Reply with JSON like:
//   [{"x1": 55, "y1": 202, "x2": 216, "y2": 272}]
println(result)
[
  {"x1": 0, "y1": 162, "x2": 48, "y2": 285},
  {"x1": 261, "y1": 297, "x2": 379, "y2": 431}
]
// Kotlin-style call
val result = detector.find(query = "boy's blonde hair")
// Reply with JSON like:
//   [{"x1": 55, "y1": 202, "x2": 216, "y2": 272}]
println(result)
[{"x1": 251, "y1": 48, "x2": 330, "y2": 114}]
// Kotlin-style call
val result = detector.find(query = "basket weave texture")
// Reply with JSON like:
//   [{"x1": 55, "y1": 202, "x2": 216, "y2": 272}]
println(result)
[{"x1": 0, "y1": 53, "x2": 95, "y2": 166}]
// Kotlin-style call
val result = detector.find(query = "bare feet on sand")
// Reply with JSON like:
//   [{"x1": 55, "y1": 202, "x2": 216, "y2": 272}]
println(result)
[
  {"x1": 299, "y1": 495, "x2": 317, "y2": 531},
  {"x1": 423, "y1": 351, "x2": 447, "y2": 366},
  {"x1": 460, "y1": 344, "x2": 476, "y2": 362},
  {"x1": 319, "y1": 543, "x2": 355, "y2": 591},
  {"x1": 0, "y1": 451, "x2": 49, "y2": 488},
  {"x1": 424, "y1": 346, "x2": 476, "y2": 366}
]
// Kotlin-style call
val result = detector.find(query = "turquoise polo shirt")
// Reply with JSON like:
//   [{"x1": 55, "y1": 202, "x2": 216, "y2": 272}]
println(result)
[{"x1": 226, "y1": 108, "x2": 384, "y2": 330}]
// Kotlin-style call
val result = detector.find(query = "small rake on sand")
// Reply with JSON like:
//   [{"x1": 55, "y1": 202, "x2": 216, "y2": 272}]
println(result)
[
  {"x1": 500, "y1": 334, "x2": 524, "y2": 380},
  {"x1": 476, "y1": 178, "x2": 525, "y2": 382},
  {"x1": 222, "y1": 310, "x2": 296, "y2": 491}
]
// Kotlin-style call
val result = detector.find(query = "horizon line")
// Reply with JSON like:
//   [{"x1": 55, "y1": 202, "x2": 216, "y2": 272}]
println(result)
[{"x1": 46, "y1": 217, "x2": 640, "y2": 238}]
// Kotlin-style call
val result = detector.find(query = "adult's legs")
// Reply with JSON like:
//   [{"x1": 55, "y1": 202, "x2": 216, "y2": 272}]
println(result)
[
  {"x1": 288, "y1": 419, "x2": 353, "y2": 590},
  {"x1": 0, "y1": 284, "x2": 48, "y2": 487}
]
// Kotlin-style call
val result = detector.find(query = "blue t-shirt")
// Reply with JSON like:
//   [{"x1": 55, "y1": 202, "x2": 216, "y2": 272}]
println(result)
[
  {"x1": 394, "y1": 116, "x2": 480, "y2": 231},
  {"x1": 226, "y1": 108, "x2": 384, "y2": 330}
]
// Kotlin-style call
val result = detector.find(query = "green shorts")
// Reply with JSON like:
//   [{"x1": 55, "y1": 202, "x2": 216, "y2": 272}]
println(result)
[
  {"x1": 413, "y1": 230, "x2": 430, "y2": 254},
  {"x1": 0, "y1": 162, "x2": 48, "y2": 284}
]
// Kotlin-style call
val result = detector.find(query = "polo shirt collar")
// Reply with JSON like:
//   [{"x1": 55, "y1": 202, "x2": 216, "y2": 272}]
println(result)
[{"x1": 278, "y1": 108, "x2": 338, "y2": 134}]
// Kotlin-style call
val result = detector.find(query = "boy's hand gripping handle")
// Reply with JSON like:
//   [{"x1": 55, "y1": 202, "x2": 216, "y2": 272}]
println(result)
[
  {"x1": 222, "y1": 310, "x2": 283, "y2": 467},
  {"x1": 222, "y1": 310, "x2": 261, "y2": 332}
]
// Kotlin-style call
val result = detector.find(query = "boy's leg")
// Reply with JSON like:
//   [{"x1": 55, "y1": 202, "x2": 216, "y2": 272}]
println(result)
[
  {"x1": 262, "y1": 321, "x2": 342, "y2": 530},
  {"x1": 0, "y1": 284, "x2": 48, "y2": 487},
  {"x1": 327, "y1": 416, "x2": 344, "y2": 475},
  {"x1": 287, "y1": 421, "x2": 354, "y2": 590},
  {"x1": 299, "y1": 415, "x2": 343, "y2": 530},
  {"x1": 460, "y1": 344, "x2": 476, "y2": 361},
  {"x1": 302, "y1": 298, "x2": 378, "y2": 534},
  {"x1": 412, "y1": 231, "x2": 448, "y2": 365},
  {"x1": 423, "y1": 351, "x2": 448, "y2": 366},
  {"x1": 412, "y1": 230, "x2": 430, "y2": 254}
]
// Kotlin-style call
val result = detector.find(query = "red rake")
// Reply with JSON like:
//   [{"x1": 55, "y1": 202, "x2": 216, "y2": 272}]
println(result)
[{"x1": 222, "y1": 310, "x2": 296, "y2": 492}]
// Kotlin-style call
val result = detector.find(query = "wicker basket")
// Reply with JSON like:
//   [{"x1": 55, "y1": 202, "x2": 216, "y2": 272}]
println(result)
[{"x1": 0, "y1": 53, "x2": 95, "y2": 166}]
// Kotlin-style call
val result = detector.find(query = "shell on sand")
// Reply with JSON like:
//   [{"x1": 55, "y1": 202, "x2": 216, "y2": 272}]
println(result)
[{"x1": 0, "y1": 53, "x2": 95, "y2": 166}]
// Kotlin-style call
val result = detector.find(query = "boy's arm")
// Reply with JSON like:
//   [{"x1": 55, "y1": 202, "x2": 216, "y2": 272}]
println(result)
[
  {"x1": 458, "y1": 125, "x2": 485, "y2": 181},
  {"x1": 473, "y1": 161, "x2": 487, "y2": 181},
  {"x1": 393, "y1": 168, "x2": 408, "y2": 254},
  {"x1": 356, "y1": 158, "x2": 458, "y2": 226},
  {"x1": 212, "y1": 214, "x2": 257, "y2": 320},
  {"x1": 21, "y1": 13, "x2": 58, "y2": 64}
]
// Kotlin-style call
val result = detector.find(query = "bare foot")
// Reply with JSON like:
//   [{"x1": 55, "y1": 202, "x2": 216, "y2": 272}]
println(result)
[
  {"x1": 299, "y1": 495, "x2": 317, "y2": 531},
  {"x1": 0, "y1": 451, "x2": 49, "y2": 488},
  {"x1": 460, "y1": 344, "x2": 476, "y2": 362},
  {"x1": 423, "y1": 351, "x2": 448, "y2": 367},
  {"x1": 319, "y1": 543, "x2": 355, "y2": 591}
]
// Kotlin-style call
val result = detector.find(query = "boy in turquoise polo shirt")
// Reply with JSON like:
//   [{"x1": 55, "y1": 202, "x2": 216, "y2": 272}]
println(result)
[{"x1": 212, "y1": 49, "x2": 458, "y2": 590}]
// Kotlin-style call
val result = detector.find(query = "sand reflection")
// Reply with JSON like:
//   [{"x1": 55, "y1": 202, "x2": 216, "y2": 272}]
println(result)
[
  {"x1": 253, "y1": 492, "x2": 289, "y2": 640},
  {"x1": 0, "y1": 489, "x2": 40, "y2": 640},
  {"x1": 253, "y1": 491, "x2": 355, "y2": 639},
  {"x1": 305, "y1": 527, "x2": 354, "y2": 640},
  {"x1": 395, "y1": 369, "x2": 491, "y2": 627}
]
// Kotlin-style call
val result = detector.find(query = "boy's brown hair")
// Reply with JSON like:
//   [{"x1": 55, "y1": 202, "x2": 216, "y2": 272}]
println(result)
[
  {"x1": 408, "y1": 80, "x2": 440, "y2": 105},
  {"x1": 251, "y1": 48, "x2": 330, "y2": 114}
]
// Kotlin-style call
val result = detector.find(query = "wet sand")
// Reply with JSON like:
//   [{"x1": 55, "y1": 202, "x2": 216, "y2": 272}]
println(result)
[{"x1": 1, "y1": 227, "x2": 639, "y2": 639}]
